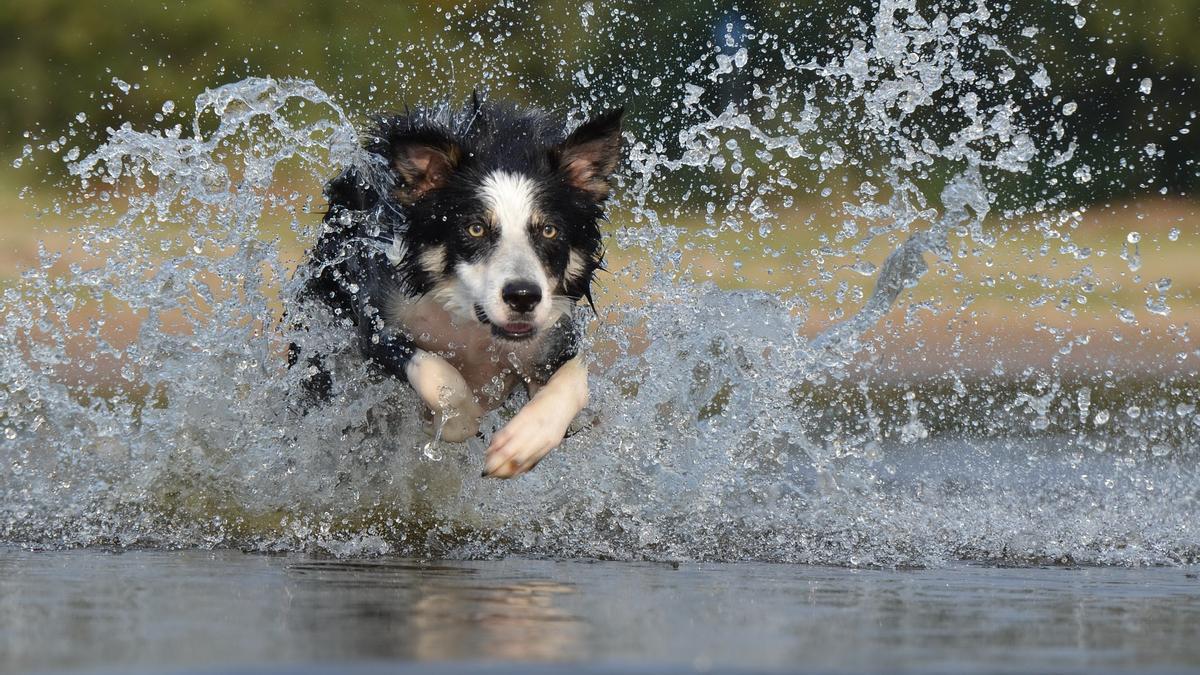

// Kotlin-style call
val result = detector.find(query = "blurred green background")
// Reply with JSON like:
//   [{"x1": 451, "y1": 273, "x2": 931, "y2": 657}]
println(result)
[{"x1": 1, "y1": 0, "x2": 1197, "y2": 199}]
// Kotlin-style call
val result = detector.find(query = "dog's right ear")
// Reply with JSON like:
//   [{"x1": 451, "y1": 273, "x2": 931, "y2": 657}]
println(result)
[
  {"x1": 387, "y1": 130, "x2": 463, "y2": 202},
  {"x1": 556, "y1": 108, "x2": 624, "y2": 203}
]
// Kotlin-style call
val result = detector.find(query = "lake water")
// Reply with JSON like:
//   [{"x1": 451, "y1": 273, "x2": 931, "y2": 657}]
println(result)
[{"x1": 3, "y1": 547, "x2": 1198, "y2": 674}]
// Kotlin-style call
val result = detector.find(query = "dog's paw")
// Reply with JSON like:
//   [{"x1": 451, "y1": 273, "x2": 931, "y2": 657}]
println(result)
[
  {"x1": 483, "y1": 398, "x2": 574, "y2": 478},
  {"x1": 420, "y1": 392, "x2": 484, "y2": 442},
  {"x1": 429, "y1": 401, "x2": 483, "y2": 442},
  {"x1": 408, "y1": 351, "x2": 482, "y2": 442}
]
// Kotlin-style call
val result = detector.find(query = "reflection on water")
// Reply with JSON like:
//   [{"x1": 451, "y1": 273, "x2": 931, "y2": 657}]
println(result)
[
  {"x1": 1, "y1": 548, "x2": 1198, "y2": 674},
  {"x1": 283, "y1": 560, "x2": 583, "y2": 661}
]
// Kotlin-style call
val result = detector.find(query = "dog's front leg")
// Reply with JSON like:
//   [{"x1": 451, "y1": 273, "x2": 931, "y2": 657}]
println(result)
[
  {"x1": 483, "y1": 355, "x2": 588, "y2": 478},
  {"x1": 405, "y1": 350, "x2": 484, "y2": 442},
  {"x1": 357, "y1": 308, "x2": 482, "y2": 442}
]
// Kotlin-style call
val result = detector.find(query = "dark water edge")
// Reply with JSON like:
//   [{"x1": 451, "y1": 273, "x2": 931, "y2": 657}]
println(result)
[
  {"x1": 32, "y1": 664, "x2": 1200, "y2": 675},
  {"x1": 2, "y1": 548, "x2": 1199, "y2": 674}
]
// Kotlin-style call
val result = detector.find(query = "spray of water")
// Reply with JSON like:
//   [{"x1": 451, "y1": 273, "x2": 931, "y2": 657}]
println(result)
[{"x1": 2, "y1": 1, "x2": 1196, "y2": 566}]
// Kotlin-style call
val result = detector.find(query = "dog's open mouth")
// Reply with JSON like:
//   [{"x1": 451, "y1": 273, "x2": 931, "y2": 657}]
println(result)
[
  {"x1": 474, "y1": 304, "x2": 537, "y2": 341},
  {"x1": 493, "y1": 322, "x2": 535, "y2": 340}
]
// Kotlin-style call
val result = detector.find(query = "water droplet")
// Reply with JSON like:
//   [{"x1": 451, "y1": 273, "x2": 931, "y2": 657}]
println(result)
[
  {"x1": 1138, "y1": 77, "x2": 1153, "y2": 95},
  {"x1": 1031, "y1": 64, "x2": 1051, "y2": 89},
  {"x1": 733, "y1": 47, "x2": 749, "y2": 69},
  {"x1": 850, "y1": 260, "x2": 877, "y2": 276},
  {"x1": 422, "y1": 442, "x2": 443, "y2": 461}
]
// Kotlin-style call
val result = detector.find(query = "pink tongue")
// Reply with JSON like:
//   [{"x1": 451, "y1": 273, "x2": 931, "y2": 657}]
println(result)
[{"x1": 504, "y1": 323, "x2": 533, "y2": 333}]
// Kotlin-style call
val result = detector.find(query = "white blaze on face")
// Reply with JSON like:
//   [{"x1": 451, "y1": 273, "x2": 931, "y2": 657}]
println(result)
[
  {"x1": 453, "y1": 170, "x2": 554, "y2": 330},
  {"x1": 485, "y1": 171, "x2": 538, "y2": 239}
]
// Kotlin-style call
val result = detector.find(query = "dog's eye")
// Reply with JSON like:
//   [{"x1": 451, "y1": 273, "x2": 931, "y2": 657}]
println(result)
[
  {"x1": 541, "y1": 224, "x2": 559, "y2": 239},
  {"x1": 467, "y1": 223, "x2": 487, "y2": 238}
]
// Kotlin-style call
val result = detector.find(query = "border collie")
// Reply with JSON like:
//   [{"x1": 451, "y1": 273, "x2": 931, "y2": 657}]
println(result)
[{"x1": 289, "y1": 96, "x2": 623, "y2": 479}]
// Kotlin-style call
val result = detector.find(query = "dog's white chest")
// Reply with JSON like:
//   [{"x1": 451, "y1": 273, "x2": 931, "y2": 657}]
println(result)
[{"x1": 384, "y1": 292, "x2": 540, "y2": 405}]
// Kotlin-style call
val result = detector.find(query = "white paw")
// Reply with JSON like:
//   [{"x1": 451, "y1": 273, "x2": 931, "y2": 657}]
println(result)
[
  {"x1": 483, "y1": 399, "x2": 573, "y2": 478},
  {"x1": 425, "y1": 401, "x2": 483, "y2": 442},
  {"x1": 407, "y1": 351, "x2": 482, "y2": 442}
]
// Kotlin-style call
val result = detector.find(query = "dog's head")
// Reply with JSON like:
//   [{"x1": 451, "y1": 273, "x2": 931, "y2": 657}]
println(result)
[{"x1": 365, "y1": 101, "x2": 623, "y2": 341}]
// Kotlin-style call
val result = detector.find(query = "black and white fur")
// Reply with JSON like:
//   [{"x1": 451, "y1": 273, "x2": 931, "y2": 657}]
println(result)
[{"x1": 290, "y1": 98, "x2": 622, "y2": 478}]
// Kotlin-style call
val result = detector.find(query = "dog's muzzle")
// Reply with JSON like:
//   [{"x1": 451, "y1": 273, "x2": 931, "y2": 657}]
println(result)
[{"x1": 474, "y1": 303, "x2": 536, "y2": 341}]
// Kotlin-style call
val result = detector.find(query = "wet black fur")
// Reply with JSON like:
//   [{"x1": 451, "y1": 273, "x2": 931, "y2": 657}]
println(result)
[{"x1": 288, "y1": 98, "x2": 621, "y2": 401}]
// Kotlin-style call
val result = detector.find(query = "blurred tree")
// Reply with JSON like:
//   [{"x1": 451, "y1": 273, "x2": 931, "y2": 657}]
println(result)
[{"x1": 0, "y1": 0, "x2": 1196, "y2": 203}]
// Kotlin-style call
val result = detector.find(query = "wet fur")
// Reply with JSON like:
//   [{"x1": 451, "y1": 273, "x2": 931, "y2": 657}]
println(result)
[{"x1": 289, "y1": 98, "x2": 622, "y2": 478}]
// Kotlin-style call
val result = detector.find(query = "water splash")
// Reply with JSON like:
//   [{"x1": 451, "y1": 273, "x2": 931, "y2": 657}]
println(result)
[{"x1": 2, "y1": 1, "x2": 1197, "y2": 567}]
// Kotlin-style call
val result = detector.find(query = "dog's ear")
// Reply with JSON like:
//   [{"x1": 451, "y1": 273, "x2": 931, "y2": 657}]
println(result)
[
  {"x1": 556, "y1": 108, "x2": 624, "y2": 202},
  {"x1": 388, "y1": 131, "x2": 462, "y2": 202},
  {"x1": 325, "y1": 166, "x2": 379, "y2": 213}
]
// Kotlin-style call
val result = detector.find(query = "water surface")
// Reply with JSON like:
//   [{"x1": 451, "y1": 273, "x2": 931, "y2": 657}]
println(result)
[{"x1": 4, "y1": 547, "x2": 1198, "y2": 674}]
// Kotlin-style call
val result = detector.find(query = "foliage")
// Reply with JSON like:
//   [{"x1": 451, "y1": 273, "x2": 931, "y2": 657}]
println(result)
[{"x1": 1, "y1": 0, "x2": 1197, "y2": 201}]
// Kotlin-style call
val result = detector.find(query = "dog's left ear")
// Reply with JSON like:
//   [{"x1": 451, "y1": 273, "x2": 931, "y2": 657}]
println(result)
[
  {"x1": 556, "y1": 108, "x2": 624, "y2": 202},
  {"x1": 388, "y1": 131, "x2": 463, "y2": 202}
]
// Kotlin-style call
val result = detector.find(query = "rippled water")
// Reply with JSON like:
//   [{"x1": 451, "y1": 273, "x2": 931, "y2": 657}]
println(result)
[
  {"x1": 1, "y1": 0, "x2": 1197, "y2": 567},
  {"x1": 3, "y1": 547, "x2": 1199, "y2": 674}
]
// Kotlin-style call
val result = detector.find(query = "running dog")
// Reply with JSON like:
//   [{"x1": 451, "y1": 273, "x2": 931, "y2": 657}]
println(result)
[{"x1": 290, "y1": 97, "x2": 622, "y2": 479}]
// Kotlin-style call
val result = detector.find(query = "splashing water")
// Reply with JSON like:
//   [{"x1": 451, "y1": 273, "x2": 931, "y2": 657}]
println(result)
[{"x1": 2, "y1": 1, "x2": 1197, "y2": 567}]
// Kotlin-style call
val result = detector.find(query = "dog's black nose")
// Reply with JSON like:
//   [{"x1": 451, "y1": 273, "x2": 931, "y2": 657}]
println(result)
[{"x1": 502, "y1": 281, "x2": 542, "y2": 314}]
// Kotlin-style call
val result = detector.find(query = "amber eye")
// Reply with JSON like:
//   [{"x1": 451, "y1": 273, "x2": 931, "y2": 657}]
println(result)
[
  {"x1": 467, "y1": 223, "x2": 487, "y2": 238},
  {"x1": 541, "y1": 224, "x2": 559, "y2": 239}
]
